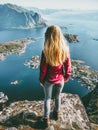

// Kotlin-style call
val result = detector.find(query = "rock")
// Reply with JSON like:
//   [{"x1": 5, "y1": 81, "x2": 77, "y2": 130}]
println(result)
[
  {"x1": 93, "y1": 38, "x2": 98, "y2": 41},
  {"x1": 0, "y1": 54, "x2": 5, "y2": 61},
  {"x1": 10, "y1": 80, "x2": 19, "y2": 85},
  {"x1": 91, "y1": 123, "x2": 98, "y2": 130},
  {"x1": 64, "y1": 33, "x2": 80, "y2": 43},
  {"x1": 5, "y1": 127, "x2": 18, "y2": 130},
  {"x1": 0, "y1": 92, "x2": 8, "y2": 111},
  {"x1": 23, "y1": 111, "x2": 38, "y2": 120},
  {"x1": 0, "y1": 93, "x2": 91, "y2": 130},
  {"x1": 82, "y1": 83, "x2": 98, "y2": 125}
]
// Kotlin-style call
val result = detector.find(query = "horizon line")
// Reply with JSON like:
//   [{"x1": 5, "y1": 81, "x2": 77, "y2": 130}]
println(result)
[{"x1": 0, "y1": 3, "x2": 98, "y2": 11}]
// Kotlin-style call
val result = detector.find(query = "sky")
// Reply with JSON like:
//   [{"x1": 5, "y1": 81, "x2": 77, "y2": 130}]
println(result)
[{"x1": 0, "y1": 0, "x2": 98, "y2": 10}]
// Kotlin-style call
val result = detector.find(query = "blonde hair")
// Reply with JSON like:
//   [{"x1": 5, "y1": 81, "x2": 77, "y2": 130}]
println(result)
[{"x1": 43, "y1": 25, "x2": 70, "y2": 66}]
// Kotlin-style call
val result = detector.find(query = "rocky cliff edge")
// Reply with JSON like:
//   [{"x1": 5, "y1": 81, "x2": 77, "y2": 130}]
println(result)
[{"x1": 0, "y1": 93, "x2": 91, "y2": 130}]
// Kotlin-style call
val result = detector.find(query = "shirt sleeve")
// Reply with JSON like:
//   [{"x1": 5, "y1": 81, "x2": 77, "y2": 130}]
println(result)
[
  {"x1": 64, "y1": 57, "x2": 71, "y2": 80},
  {"x1": 39, "y1": 51, "x2": 48, "y2": 83}
]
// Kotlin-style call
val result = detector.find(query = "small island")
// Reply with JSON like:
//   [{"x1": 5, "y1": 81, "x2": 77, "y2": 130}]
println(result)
[
  {"x1": 0, "y1": 37, "x2": 36, "y2": 61},
  {"x1": 24, "y1": 55, "x2": 40, "y2": 69},
  {"x1": 64, "y1": 33, "x2": 80, "y2": 43},
  {"x1": 10, "y1": 80, "x2": 20, "y2": 85}
]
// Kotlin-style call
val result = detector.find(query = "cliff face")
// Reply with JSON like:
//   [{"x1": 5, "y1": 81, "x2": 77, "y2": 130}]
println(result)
[
  {"x1": 0, "y1": 4, "x2": 46, "y2": 29},
  {"x1": 0, "y1": 93, "x2": 90, "y2": 130},
  {"x1": 82, "y1": 83, "x2": 98, "y2": 125}
]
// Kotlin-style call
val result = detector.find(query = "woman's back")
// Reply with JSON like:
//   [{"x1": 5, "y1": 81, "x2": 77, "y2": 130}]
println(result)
[{"x1": 40, "y1": 51, "x2": 71, "y2": 84}]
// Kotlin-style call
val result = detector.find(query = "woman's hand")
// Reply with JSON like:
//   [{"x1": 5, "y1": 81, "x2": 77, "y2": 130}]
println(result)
[
  {"x1": 64, "y1": 78, "x2": 69, "y2": 83},
  {"x1": 40, "y1": 82, "x2": 44, "y2": 87}
]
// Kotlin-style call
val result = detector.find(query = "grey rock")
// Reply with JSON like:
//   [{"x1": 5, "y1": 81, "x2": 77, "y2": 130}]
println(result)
[
  {"x1": 83, "y1": 83, "x2": 98, "y2": 124},
  {"x1": 5, "y1": 127, "x2": 17, "y2": 130},
  {"x1": 0, "y1": 92, "x2": 8, "y2": 111}
]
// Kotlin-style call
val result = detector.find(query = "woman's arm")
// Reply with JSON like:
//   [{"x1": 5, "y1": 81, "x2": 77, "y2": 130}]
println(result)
[
  {"x1": 64, "y1": 57, "x2": 71, "y2": 82},
  {"x1": 39, "y1": 51, "x2": 48, "y2": 85}
]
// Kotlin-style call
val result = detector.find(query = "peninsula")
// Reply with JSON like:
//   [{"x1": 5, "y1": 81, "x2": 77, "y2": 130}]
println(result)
[
  {"x1": 64, "y1": 33, "x2": 80, "y2": 43},
  {"x1": 0, "y1": 37, "x2": 36, "y2": 60}
]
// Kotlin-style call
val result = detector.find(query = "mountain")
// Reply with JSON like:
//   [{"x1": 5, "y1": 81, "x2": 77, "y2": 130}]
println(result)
[
  {"x1": 0, "y1": 4, "x2": 46, "y2": 29},
  {"x1": 82, "y1": 83, "x2": 98, "y2": 126}
]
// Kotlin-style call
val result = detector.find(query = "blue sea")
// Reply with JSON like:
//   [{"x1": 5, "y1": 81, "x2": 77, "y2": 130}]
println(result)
[{"x1": 0, "y1": 10, "x2": 98, "y2": 101}]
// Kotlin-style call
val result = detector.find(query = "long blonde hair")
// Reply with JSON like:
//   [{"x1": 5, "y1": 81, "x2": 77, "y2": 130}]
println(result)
[{"x1": 43, "y1": 25, "x2": 70, "y2": 66}]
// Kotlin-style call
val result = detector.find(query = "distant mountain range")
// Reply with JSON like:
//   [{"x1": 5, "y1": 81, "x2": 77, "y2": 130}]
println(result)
[{"x1": 0, "y1": 4, "x2": 46, "y2": 29}]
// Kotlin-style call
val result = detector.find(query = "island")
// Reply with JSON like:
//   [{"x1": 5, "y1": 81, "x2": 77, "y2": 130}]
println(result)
[
  {"x1": 93, "y1": 38, "x2": 98, "y2": 41},
  {"x1": 0, "y1": 37, "x2": 36, "y2": 61},
  {"x1": 10, "y1": 80, "x2": 20, "y2": 85},
  {"x1": 24, "y1": 55, "x2": 40, "y2": 69},
  {"x1": 64, "y1": 33, "x2": 80, "y2": 43}
]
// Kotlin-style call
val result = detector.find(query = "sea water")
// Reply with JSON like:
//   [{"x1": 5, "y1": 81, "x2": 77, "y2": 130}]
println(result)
[{"x1": 0, "y1": 10, "x2": 98, "y2": 101}]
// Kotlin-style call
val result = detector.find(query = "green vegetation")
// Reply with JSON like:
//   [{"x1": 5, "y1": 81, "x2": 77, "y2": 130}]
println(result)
[
  {"x1": 0, "y1": 42, "x2": 23, "y2": 53},
  {"x1": 0, "y1": 39, "x2": 31, "y2": 57},
  {"x1": 71, "y1": 60, "x2": 98, "y2": 90},
  {"x1": 72, "y1": 122, "x2": 82, "y2": 130}
]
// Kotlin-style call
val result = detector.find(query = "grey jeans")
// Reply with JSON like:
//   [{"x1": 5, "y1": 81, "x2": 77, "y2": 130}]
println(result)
[{"x1": 43, "y1": 80, "x2": 64, "y2": 118}]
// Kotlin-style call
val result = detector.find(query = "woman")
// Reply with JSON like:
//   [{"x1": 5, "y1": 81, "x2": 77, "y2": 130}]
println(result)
[{"x1": 39, "y1": 25, "x2": 71, "y2": 127}]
